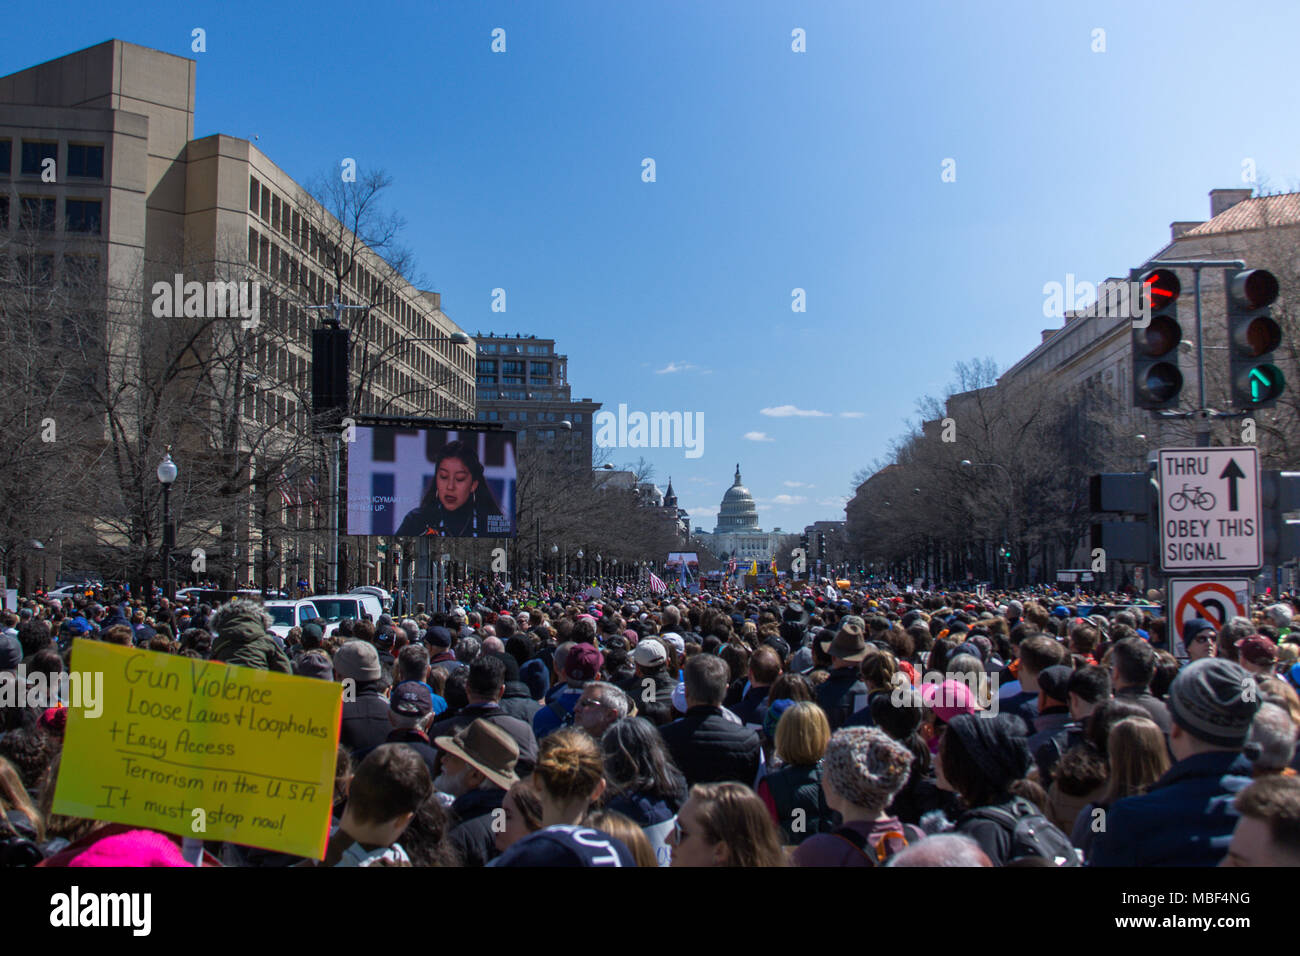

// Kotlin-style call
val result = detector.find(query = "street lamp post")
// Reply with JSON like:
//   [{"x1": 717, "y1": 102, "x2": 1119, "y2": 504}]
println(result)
[
  {"x1": 576, "y1": 549, "x2": 585, "y2": 583},
  {"x1": 157, "y1": 449, "x2": 178, "y2": 600}
]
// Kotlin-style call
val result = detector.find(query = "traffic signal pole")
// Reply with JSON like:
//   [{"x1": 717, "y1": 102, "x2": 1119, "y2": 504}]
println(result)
[{"x1": 1145, "y1": 259, "x2": 1246, "y2": 447}]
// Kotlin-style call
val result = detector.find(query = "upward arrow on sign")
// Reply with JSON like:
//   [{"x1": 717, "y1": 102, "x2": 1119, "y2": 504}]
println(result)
[{"x1": 1220, "y1": 458, "x2": 1246, "y2": 512}]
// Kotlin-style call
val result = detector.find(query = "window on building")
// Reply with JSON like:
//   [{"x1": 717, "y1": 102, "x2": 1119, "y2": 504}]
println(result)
[
  {"x1": 502, "y1": 360, "x2": 524, "y2": 375},
  {"x1": 529, "y1": 361, "x2": 551, "y2": 377},
  {"x1": 65, "y1": 199, "x2": 101, "y2": 234},
  {"x1": 19, "y1": 197, "x2": 55, "y2": 231},
  {"x1": 67, "y1": 144, "x2": 105, "y2": 179},
  {"x1": 502, "y1": 376, "x2": 523, "y2": 385},
  {"x1": 248, "y1": 227, "x2": 258, "y2": 264},
  {"x1": 62, "y1": 254, "x2": 100, "y2": 287},
  {"x1": 0, "y1": 140, "x2": 10, "y2": 175},
  {"x1": 573, "y1": 413, "x2": 582, "y2": 423},
  {"x1": 0, "y1": 195, "x2": 7, "y2": 230},
  {"x1": 20, "y1": 141, "x2": 57, "y2": 176},
  {"x1": 249, "y1": 175, "x2": 260, "y2": 211},
  {"x1": 479, "y1": 360, "x2": 496, "y2": 374}
]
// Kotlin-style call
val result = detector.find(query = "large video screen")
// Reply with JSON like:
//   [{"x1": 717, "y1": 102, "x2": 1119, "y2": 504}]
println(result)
[{"x1": 346, "y1": 425, "x2": 517, "y2": 538}]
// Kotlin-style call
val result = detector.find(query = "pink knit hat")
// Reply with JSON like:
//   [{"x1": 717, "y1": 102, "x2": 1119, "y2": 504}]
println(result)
[{"x1": 68, "y1": 829, "x2": 192, "y2": 867}]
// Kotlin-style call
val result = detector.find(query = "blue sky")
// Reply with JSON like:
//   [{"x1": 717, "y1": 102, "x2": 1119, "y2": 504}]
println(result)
[{"x1": 7, "y1": 0, "x2": 1300, "y2": 532}]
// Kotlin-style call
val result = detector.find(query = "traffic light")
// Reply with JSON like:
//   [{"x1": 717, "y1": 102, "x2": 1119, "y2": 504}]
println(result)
[
  {"x1": 1089, "y1": 473, "x2": 1157, "y2": 565},
  {"x1": 1261, "y1": 471, "x2": 1300, "y2": 566},
  {"x1": 1225, "y1": 268, "x2": 1283, "y2": 408},
  {"x1": 312, "y1": 322, "x2": 351, "y2": 430},
  {"x1": 1130, "y1": 267, "x2": 1183, "y2": 409}
]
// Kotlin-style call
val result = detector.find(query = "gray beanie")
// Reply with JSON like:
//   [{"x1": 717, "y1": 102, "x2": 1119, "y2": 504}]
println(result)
[
  {"x1": 1167, "y1": 658, "x2": 1260, "y2": 748},
  {"x1": 823, "y1": 726, "x2": 913, "y2": 812}
]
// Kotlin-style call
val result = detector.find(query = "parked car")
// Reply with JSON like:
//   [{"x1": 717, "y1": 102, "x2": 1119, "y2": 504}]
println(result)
[{"x1": 306, "y1": 593, "x2": 384, "y2": 636}]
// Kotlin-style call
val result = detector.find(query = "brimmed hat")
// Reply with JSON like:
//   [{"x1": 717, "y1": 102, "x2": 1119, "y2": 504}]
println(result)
[
  {"x1": 293, "y1": 649, "x2": 334, "y2": 681},
  {"x1": 633, "y1": 639, "x2": 667, "y2": 668},
  {"x1": 828, "y1": 625, "x2": 871, "y2": 663},
  {"x1": 1237, "y1": 635, "x2": 1279, "y2": 666},
  {"x1": 434, "y1": 719, "x2": 520, "y2": 790},
  {"x1": 565, "y1": 643, "x2": 604, "y2": 682}
]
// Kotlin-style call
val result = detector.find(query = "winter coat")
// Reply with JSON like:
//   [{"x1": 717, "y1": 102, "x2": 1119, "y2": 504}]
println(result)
[
  {"x1": 209, "y1": 608, "x2": 292, "y2": 673},
  {"x1": 1087, "y1": 751, "x2": 1254, "y2": 867},
  {"x1": 658, "y1": 705, "x2": 761, "y2": 787}
]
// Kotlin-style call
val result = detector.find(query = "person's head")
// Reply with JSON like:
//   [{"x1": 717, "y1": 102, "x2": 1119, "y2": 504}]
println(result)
[
  {"x1": 1246, "y1": 702, "x2": 1297, "y2": 774},
  {"x1": 773, "y1": 700, "x2": 831, "y2": 767},
  {"x1": 936, "y1": 713, "x2": 1032, "y2": 808},
  {"x1": 0, "y1": 755, "x2": 43, "y2": 844},
  {"x1": 748, "y1": 645, "x2": 782, "y2": 687},
  {"x1": 1109, "y1": 636, "x2": 1157, "y2": 692},
  {"x1": 668, "y1": 782, "x2": 785, "y2": 868},
  {"x1": 575, "y1": 681, "x2": 630, "y2": 738},
  {"x1": 343, "y1": 744, "x2": 434, "y2": 847},
  {"x1": 102, "y1": 624, "x2": 133, "y2": 646},
  {"x1": 1236, "y1": 635, "x2": 1280, "y2": 678},
  {"x1": 433, "y1": 718, "x2": 520, "y2": 797},
  {"x1": 1105, "y1": 716, "x2": 1170, "y2": 804},
  {"x1": 495, "y1": 779, "x2": 544, "y2": 855},
  {"x1": 584, "y1": 810, "x2": 657, "y2": 868},
  {"x1": 533, "y1": 728, "x2": 607, "y2": 825},
  {"x1": 600, "y1": 717, "x2": 686, "y2": 802},
  {"x1": 1067, "y1": 665, "x2": 1111, "y2": 721},
  {"x1": 683, "y1": 653, "x2": 729, "y2": 708},
  {"x1": 1223, "y1": 774, "x2": 1300, "y2": 866},
  {"x1": 1182, "y1": 617, "x2": 1218, "y2": 661},
  {"x1": 396, "y1": 642, "x2": 430, "y2": 684},
  {"x1": 1167, "y1": 658, "x2": 1261, "y2": 761},
  {"x1": 1017, "y1": 635, "x2": 1066, "y2": 692},
  {"x1": 467, "y1": 654, "x2": 506, "y2": 703},
  {"x1": 887, "y1": 833, "x2": 992, "y2": 867},
  {"x1": 1218, "y1": 617, "x2": 1254, "y2": 663},
  {"x1": 1069, "y1": 623, "x2": 1101, "y2": 658},
  {"x1": 431, "y1": 439, "x2": 486, "y2": 513},
  {"x1": 821, "y1": 726, "x2": 913, "y2": 820}
]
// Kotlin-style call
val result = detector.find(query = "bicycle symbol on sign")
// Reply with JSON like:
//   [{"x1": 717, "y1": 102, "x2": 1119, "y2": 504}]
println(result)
[{"x1": 1167, "y1": 484, "x2": 1216, "y2": 512}]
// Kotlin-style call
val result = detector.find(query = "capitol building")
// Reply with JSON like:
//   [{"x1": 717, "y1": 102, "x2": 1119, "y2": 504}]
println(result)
[{"x1": 692, "y1": 464, "x2": 788, "y2": 562}]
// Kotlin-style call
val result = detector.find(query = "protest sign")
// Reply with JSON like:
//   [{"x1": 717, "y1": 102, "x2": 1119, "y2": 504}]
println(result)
[{"x1": 53, "y1": 640, "x2": 342, "y2": 859}]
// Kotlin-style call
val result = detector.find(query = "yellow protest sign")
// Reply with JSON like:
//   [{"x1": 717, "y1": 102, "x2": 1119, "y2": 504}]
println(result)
[{"x1": 53, "y1": 640, "x2": 341, "y2": 860}]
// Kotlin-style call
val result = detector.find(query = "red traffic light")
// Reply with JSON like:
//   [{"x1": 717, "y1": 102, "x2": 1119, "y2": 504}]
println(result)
[{"x1": 1140, "y1": 268, "x2": 1181, "y2": 311}]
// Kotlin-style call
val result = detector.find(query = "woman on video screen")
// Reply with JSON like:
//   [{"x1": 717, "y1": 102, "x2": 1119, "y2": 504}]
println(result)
[{"x1": 394, "y1": 439, "x2": 507, "y2": 537}]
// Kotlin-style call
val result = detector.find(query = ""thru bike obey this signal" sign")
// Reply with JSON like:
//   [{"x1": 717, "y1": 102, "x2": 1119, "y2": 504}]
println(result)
[{"x1": 1158, "y1": 446, "x2": 1261, "y2": 573}]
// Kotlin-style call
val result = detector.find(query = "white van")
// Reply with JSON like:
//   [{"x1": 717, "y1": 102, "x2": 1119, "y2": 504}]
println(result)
[
  {"x1": 303, "y1": 593, "x2": 384, "y2": 636},
  {"x1": 264, "y1": 599, "x2": 324, "y2": 640}
]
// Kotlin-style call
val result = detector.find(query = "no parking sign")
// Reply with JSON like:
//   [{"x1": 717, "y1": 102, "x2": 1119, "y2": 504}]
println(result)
[{"x1": 1168, "y1": 579, "x2": 1250, "y2": 658}]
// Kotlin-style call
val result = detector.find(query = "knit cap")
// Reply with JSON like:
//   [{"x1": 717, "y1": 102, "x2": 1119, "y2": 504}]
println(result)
[
  {"x1": 944, "y1": 713, "x2": 1032, "y2": 791},
  {"x1": 822, "y1": 726, "x2": 913, "y2": 812},
  {"x1": 1167, "y1": 658, "x2": 1260, "y2": 748}
]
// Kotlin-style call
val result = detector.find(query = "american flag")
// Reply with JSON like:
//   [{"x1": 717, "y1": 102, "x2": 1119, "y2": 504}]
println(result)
[
  {"x1": 276, "y1": 474, "x2": 299, "y2": 508},
  {"x1": 615, "y1": 586, "x2": 625, "y2": 598},
  {"x1": 648, "y1": 571, "x2": 667, "y2": 594}
]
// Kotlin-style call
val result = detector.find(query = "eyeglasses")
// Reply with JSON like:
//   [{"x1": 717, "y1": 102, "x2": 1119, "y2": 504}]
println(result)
[{"x1": 574, "y1": 698, "x2": 605, "y2": 710}]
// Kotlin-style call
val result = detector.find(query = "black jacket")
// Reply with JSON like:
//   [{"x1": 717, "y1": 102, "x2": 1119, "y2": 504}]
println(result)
[
  {"x1": 354, "y1": 728, "x2": 440, "y2": 783},
  {"x1": 816, "y1": 667, "x2": 870, "y2": 730},
  {"x1": 340, "y1": 689, "x2": 392, "y2": 755},
  {"x1": 448, "y1": 787, "x2": 506, "y2": 867},
  {"x1": 658, "y1": 705, "x2": 761, "y2": 787}
]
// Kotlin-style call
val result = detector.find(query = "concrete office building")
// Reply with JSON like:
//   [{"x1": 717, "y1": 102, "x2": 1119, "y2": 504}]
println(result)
[{"x1": 0, "y1": 39, "x2": 475, "y2": 587}]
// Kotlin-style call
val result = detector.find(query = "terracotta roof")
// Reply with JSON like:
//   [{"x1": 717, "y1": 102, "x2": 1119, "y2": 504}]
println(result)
[{"x1": 1184, "y1": 193, "x2": 1300, "y2": 236}]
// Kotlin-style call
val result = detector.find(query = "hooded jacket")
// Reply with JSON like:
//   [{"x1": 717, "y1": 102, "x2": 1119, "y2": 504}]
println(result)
[{"x1": 210, "y1": 606, "x2": 292, "y2": 673}]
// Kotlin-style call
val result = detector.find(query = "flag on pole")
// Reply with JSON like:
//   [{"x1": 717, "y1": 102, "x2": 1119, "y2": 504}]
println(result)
[
  {"x1": 749, "y1": 560, "x2": 758, "y2": 576},
  {"x1": 648, "y1": 572, "x2": 667, "y2": 594},
  {"x1": 276, "y1": 474, "x2": 299, "y2": 508}
]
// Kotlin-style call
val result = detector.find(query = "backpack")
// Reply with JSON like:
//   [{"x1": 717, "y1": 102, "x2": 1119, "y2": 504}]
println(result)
[
  {"x1": 966, "y1": 796, "x2": 1081, "y2": 866},
  {"x1": 764, "y1": 765, "x2": 831, "y2": 844},
  {"x1": 830, "y1": 823, "x2": 920, "y2": 866},
  {"x1": 546, "y1": 696, "x2": 576, "y2": 729}
]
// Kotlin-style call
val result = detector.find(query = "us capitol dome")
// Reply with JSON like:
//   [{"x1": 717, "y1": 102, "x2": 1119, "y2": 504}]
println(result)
[{"x1": 692, "y1": 464, "x2": 786, "y2": 563}]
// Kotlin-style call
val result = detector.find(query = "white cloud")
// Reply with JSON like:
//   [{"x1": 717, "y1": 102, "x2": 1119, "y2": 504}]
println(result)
[
  {"x1": 840, "y1": 411, "x2": 865, "y2": 418},
  {"x1": 688, "y1": 477, "x2": 715, "y2": 484},
  {"x1": 817, "y1": 496, "x2": 849, "y2": 508},
  {"x1": 760, "y1": 405, "x2": 831, "y2": 418},
  {"x1": 783, "y1": 481, "x2": 813, "y2": 488},
  {"x1": 769, "y1": 494, "x2": 807, "y2": 506},
  {"x1": 655, "y1": 361, "x2": 697, "y2": 374},
  {"x1": 743, "y1": 431, "x2": 775, "y2": 442}
]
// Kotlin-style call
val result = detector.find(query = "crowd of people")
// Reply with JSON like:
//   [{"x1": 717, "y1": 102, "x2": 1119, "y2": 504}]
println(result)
[{"x1": 2, "y1": 581, "x2": 1300, "y2": 867}]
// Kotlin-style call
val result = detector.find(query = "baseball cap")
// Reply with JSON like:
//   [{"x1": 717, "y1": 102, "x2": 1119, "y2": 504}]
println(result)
[
  {"x1": 292, "y1": 649, "x2": 334, "y2": 681},
  {"x1": 1237, "y1": 635, "x2": 1279, "y2": 665},
  {"x1": 425, "y1": 626, "x2": 453, "y2": 649},
  {"x1": 919, "y1": 680, "x2": 980, "y2": 723},
  {"x1": 658, "y1": 632, "x2": 685, "y2": 657},
  {"x1": 390, "y1": 680, "x2": 434, "y2": 717},
  {"x1": 633, "y1": 639, "x2": 667, "y2": 668},
  {"x1": 565, "y1": 643, "x2": 604, "y2": 682},
  {"x1": 333, "y1": 640, "x2": 382, "y2": 682}
]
